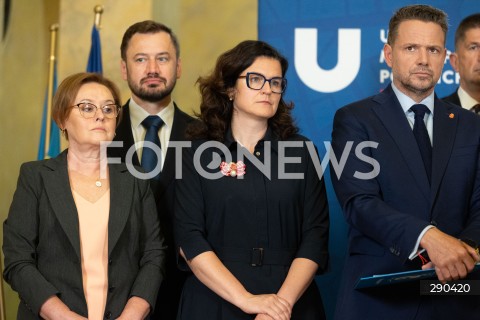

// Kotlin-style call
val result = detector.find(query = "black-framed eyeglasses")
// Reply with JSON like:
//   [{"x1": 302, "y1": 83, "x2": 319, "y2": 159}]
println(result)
[
  {"x1": 72, "y1": 102, "x2": 121, "y2": 119},
  {"x1": 238, "y1": 72, "x2": 287, "y2": 94}
]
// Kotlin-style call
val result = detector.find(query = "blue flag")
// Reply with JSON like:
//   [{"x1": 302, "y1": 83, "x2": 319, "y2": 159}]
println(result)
[
  {"x1": 37, "y1": 62, "x2": 60, "y2": 160},
  {"x1": 86, "y1": 25, "x2": 103, "y2": 73}
]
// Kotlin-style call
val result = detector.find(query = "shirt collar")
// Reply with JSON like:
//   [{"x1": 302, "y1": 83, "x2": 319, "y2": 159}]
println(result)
[
  {"x1": 391, "y1": 82, "x2": 435, "y2": 115},
  {"x1": 457, "y1": 86, "x2": 480, "y2": 110},
  {"x1": 128, "y1": 98, "x2": 175, "y2": 129}
]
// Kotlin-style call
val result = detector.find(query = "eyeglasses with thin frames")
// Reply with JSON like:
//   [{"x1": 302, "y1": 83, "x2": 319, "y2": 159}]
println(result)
[
  {"x1": 72, "y1": 102, "x2": 121, "y2": 119},
  {"x1": 238, "y1": 72, "x2": 287, "y2": 94}
]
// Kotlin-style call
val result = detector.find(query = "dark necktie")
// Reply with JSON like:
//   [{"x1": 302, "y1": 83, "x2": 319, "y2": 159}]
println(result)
[
  {"x1": 141, "y1": 115, "x2": 163, "y2": 179},
  {"x1": 410, "y1": 104, "x2": 432, "y2": 184},
  {"x1": 470, "y1": 104, "x2": 480, "y2": 114}
]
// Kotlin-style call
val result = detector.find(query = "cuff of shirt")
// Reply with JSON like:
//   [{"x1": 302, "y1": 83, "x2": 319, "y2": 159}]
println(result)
[{"x1": 409, "y1": 225, "x2": 435, "y2": 260}]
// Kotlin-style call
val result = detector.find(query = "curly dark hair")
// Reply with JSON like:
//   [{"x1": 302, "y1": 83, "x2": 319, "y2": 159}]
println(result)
[{"x1": 188, "y1": 40, "x2": 298, "y2": 141}]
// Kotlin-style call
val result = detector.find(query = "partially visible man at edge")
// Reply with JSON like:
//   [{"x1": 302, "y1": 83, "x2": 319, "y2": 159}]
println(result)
[
  {"x1": 108, "y1": 20, "x2": 194, "y2": 319},
  {"x1": 443, "y1": 13, "x2": 480, "y2": 113}
]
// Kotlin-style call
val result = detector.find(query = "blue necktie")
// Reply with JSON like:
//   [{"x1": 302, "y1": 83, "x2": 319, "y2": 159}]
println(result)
[
  {"x1": 410, "y1": 104, "x2": 432, "y2": 184},
  {"x1": 141, "y1": 115, "x2": 163, "y2": 179}
]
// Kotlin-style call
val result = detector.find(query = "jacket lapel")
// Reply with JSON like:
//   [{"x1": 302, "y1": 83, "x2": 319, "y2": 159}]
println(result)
[
  {"x1": 113, "y1": 103, "x2": 192, "y2": 199},
  {"x1": 41, "y1": 151, "x2": 137, "y2": 258},
  {"x1": 108, "y1": 163, "x2": 134, "y2": 255},
  {"x1": 156, "y1": 105, "x2": 191, "y2": 197},
  {"x1": 430, "y1": 99, "x2": 458, "y2": 206},
  {"x1": 113, "y1": 102, "x2": 140, "y2": 166},
  {"x1": 41, "y1": 151, "x2": 81, "y2": 259},
  {"x1": 372, "y1": 86, "x2": 430, "y2": 200}
]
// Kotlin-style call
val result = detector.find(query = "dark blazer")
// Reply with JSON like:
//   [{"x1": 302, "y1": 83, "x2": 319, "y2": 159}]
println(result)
[
  {"x1": 443, "y1": 89, "x2": 461, "y2": 106},
  {"x1": 3, "y1": 150, "x2": 166, "y2": 319},
  {"x1": 108, "y1": 101, "x2": 194, "y2": 319},
  {"x1": 331, "y1": 84, "x2": 480, "y2": 320}
]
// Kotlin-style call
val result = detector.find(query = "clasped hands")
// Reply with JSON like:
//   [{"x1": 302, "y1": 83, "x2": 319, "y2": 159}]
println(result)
[
  {"x1": 239, "y1": 293, "x2": 292, "y2": 320},
  {"x1": 420, "y1": 227, "x2": 480, "y2": 283}
]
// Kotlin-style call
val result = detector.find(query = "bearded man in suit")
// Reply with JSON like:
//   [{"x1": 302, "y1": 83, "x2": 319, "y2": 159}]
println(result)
[{"x1": 108, "y1": 20, "x2": 194, "y2": 320}]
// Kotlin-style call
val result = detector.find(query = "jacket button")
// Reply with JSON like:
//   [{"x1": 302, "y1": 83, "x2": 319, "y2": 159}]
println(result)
[
  {"x1": 108, "y1": 259, "x2": 112, "y2": 265},
  {"x1": 108, "y1": 286, "x2": 115, "y2": 292},
  {"x1": 105, "y1": 311, "x2": 112, "y2": 319}
]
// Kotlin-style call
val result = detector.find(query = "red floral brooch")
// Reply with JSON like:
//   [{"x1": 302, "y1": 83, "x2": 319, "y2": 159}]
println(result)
[{"x1": 220, "y1": 161, "x2": 246, "y2": 177}]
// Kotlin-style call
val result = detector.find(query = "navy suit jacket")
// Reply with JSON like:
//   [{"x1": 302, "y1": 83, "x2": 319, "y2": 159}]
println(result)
[
  {"x1": 443, "y1": 89, "x2": 461, "y2": 107},
  {"x1": 331, "y1": 84, "x2": 480, "y2": 320},
  {"x1": 108, "y1": 101, "x2": 194, "y2": 319},
  {"x1": 109, "y1": 102, "x2": 194, "y2": 243}
]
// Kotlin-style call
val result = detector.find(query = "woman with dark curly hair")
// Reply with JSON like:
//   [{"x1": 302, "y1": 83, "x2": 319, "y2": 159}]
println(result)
[{"x1": 175, "y1": 40, "x2": 329, "y2": 320}]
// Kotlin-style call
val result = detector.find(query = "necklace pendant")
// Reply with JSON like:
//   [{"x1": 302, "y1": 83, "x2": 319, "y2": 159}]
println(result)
[{"x1": 95, "y1": 180, "x2": 102, "y2": 187}]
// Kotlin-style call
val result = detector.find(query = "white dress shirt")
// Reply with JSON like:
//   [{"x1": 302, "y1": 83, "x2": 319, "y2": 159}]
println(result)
[{"x1": 457, "y1": 86, "x2": 480, "y2": 110}]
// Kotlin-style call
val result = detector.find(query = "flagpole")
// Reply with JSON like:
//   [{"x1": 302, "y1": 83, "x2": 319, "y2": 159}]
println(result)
[
  {"x1": 94, "y1": 5, "x2": 104, "y2": 28},
  {"x1": 44, "y1": 23, "x2": 59, "y2": 159}
]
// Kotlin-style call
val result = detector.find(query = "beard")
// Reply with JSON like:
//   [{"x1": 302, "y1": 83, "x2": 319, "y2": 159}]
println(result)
[
  {"x1": 127, "y1": 74, "x2": 177, "y2": 103},
  {"x1": 397, "y1": 68, "x2": 437, "y2": 97},
  {"x1": 402, "y1": 79, "x2": 435, "y2": 96}
]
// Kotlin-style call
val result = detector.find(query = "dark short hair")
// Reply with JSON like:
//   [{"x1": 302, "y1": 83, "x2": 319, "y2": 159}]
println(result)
[
  {"x1": 189, "y1": 40, "x2": 298, "y2": 141},
  {"x1": 387, "y1": 4, "x2": 448, "y2": 46},
  {"x1": 120, "y1": 20, "x2": 180, "y2": 60},
  {"x1": 454, "y1": 13, "x2": 480, "y2": 50},
  {"x1": 52, "y1": 72, "x2": 122, "y2": 139}
]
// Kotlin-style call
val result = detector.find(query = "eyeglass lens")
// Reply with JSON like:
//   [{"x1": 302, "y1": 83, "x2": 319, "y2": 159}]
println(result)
[
  {"x1": 75, "y1": 103, "x2": 118, "y2": 118},
  {"x1": 246, "y1": 72, "x2": 286, "y2": 93}
]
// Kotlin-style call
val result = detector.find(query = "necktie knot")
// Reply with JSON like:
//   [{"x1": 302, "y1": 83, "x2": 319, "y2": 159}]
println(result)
[
  {"x1": 470, "y1": 104, "x2": 480, "y2": 114},
  {"x1": 410, "y1": 104, "x2": 430, "y2": 120},
  {"x1": 142, "y1": 115, "x2": 163, "y2": 130}
]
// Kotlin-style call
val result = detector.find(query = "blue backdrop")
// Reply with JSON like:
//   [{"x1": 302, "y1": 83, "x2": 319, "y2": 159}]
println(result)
[{"x1": 258, "y1": 1, "x2": 479, "y2": 319}]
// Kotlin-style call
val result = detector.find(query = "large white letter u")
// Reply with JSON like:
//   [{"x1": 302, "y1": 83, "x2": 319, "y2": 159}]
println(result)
[{"x1": 295, "y1": 28, "x2": 361, "y2": 93}]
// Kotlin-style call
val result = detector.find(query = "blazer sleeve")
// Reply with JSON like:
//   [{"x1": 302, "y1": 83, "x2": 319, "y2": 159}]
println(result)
[
  {"x1": 174, "y1": 143, "x2": 213, "y2": 270},
  {"x1": 296, "y1": 142, "x2": 330, "y2": 273},
  {"x1": 459, "y1": 125, "x2": 480, "y2": 245},
  {"x1": 128, "y1": 179, "x2": 167, "y2": 309},
  {"x1": 3, "y1": 163, "x2": 60, "y2": 315},
  {"x1": 462, "y1": 181, "x2": 480, "y2": 245}
]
